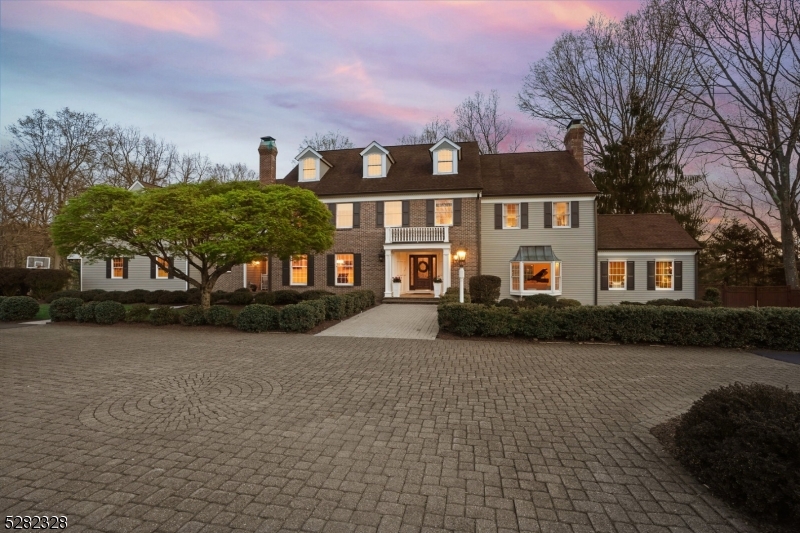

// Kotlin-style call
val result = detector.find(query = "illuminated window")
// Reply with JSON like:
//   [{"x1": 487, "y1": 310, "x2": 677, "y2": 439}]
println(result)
[
  {"x1": 335, "y1": 254, "x2": 354, "y2": 286},
  {"x1": 608, "y1": 261, "x2": 626, "y2": 289},
  {"x1": 435, "y1": 199, "x2": 453, "y2": 226},
  {"x1": 291, "y1": 255, "x2": 308, "y2": 285},
  {"x1": 437, "y1": 150, "x2": 453, "y2": 173},
  {"x1": 302, "y1": 157, "x2": 316, "y2": 180},
  {"x1": 509, "y1": 260, "x2": 563, "y2": 295},
  {"x1": 112, "y1": 258, "x2": 124, "y2": 279},
  {"x1": 336, "y1": 203, "x2": 353, "y2": 229},
  {"x1": 156, "y1": 257, "x2": 170, "y2": 279},
  {"x1": 367, "y1": 153, "x2": 382, "y2": 177},
  {"x1": 554, "y1": 202, "x2": 570, "y2": 227},
  {"x1": 511, "y1": 263, "x2": 520, "y2": 291},
  {"x1": 384, "y1": 201, "x2": 402, "y2": 227},
  {"x1": 554, "y1": 262, "x2": 561, "y2": 291},
  {"x1": 503, "y1": 203, "x2": 519, "y2": 228},
  {"x1": 656, "y1": 261, "x2": 673, "y2": 289}
]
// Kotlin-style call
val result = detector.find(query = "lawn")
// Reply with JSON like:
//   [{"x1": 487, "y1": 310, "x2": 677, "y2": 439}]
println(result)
[{"x1": 35, "y1": 304, "x2": 49, "y2": 320}]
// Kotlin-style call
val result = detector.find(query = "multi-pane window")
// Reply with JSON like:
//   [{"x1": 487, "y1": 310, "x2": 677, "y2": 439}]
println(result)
[
  {"x1": 554, "y1": 202, "x2": 570, "y2": 227},
  {"x1": 503, "y1": 203, "x2": 519, "y2": 228},
  {"x1": 554, "y1": 262, "x2": 561, "y2": 291},
  {"x1": 336, "y1": 203, "x2": 353, "y2": 229},
  {"x1": 156, "y1": 257, "x2": 169, "y2": 279},
  {"x1": 608, "y1": 261, "x2": 625, "y2": 289},
  {"x1": 335, "y1": 254, "x2": 354, "y2": 286},
  {"x1": 302, "y1": 158, "x2": 316, "y2": 180},
  {"x1": 656, "y1": 261, "x2": 673, "y2": 289},
  {"x1": 384, "y1": 201, "x2": 402, "y2": 227},
  {"x1": 437, "y1": 150, "x2": 453, "y2": 173},
  {"x1": 510, "y1": 261, "x2": 563, "y2": 295},
  {"x1": 291, "y1": 255, "x2": 308, "y2": 285},
  {"x1": 523, "y1": 263, "x2": 551, "y2": 291},
  {"x1": 367, "y1": 153, "x2": 382, "y2": 177},
  {"x1": 511, "y1": 263, "x2": 520, "y2": 291},
  {"x1": 435, "y1": 199, "x2": 453, "y2": 226},
  {"x1": 112, "y1": 258, "x2": 124, "y2": 279}
]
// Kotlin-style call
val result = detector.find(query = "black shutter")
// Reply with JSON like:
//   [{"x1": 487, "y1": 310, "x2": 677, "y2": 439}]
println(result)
[
  {"x1": 353, "y1": 254, "x2": 362, "y2": 286},
  {"x1": 328, "y1": 204, "x2": 336, "y2": 226},
  {"x1": 168, "y1": 257, "x2": 174, "y2": 279},
  {"x1": 453, "y1": 198, "x2": 462, "y2": 226},
  {"x1": 352, "y1": 202, "x2": 360, "y2": 228},
  {"x1": 376, "y1": 201, "x2": 384, "y2": 227},
  {"x1": 647, "y1": 261, "x2": 656, "y2": 290},
  {"x1": 150, "y1": 258, "x2": 156, "y2": 279},
  {"x1": 426, "y1": 199, "x2": 435, "y2": 227},
  {"x1": 544, "y1": 202, "x2": 553, "y2": 228},
  {"x1": 600, "y1": 261, "x2": 609, "y2": 290},
  {"x1": 282, "y1": 259, "x2": 290, "y2": 286},
  {"x1": 402, "y1": 201, "x2": 410, "y2": 227},
  {"x1": 571, "y1": 201, "x2": 579, "y2": 228},
  {"x1": 106, "y1": 259, "x2": 111, "y2": 279},
  {"x1": 627, "y1": 261, "x2": 635, "y2": 290},
  {"x1": 494, "y1": 204, "x2": 502, "y2": 229},
  {"x1": 521, "y1": 203, "x2": 529, "y2": 229},
  {"x1": 674, "y1": 261, "x2": 683, "y2": 291},
  {"x1": 122, "y1": 258, "x2": 129, "y2": 279},
  {"x1": 327, "y1": 254, "x2": 335, "y2": 286},
  {"x1": 307, "y1": 255, "x2": 314, "y2": 286}
]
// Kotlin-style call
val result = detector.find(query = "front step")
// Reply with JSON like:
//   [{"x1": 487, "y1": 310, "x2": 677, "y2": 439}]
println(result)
[{"x1": 382, "y1": 297, "x2": 440, "y2": 305}]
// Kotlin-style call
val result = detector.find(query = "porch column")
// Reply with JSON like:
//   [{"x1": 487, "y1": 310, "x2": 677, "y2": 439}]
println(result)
[
  {"x1": 443, "y1": 249, "x2": 451, "y2": 291},
  {"x1": 384, "y1": 249, "x2": 393, "y2": 298}
]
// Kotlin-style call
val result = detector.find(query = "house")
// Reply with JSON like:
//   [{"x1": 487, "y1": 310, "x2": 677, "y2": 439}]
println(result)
[{"x1": 80, "y1": 124, "x2": 701, "y2": 304}]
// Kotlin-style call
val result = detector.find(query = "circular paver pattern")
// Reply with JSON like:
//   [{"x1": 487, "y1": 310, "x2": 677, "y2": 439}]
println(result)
[{"x1": 79, "y1": 371, "x2": 280, "y2": 433}]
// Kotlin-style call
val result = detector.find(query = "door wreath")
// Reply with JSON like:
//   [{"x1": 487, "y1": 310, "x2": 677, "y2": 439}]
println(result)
[{"x1": 417, "y1": 260, "x2": 429, "y2": 273}]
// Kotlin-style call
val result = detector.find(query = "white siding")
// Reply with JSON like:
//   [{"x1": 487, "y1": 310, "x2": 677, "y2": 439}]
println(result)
[
  {"x1": 597, "y1": 252, "x2": 697, "y2": 305},
  {"x1": 480, "y1": 199, "x2": 597, "y2": 305},
  {"x1": 82, "y1": 255, "x2": 188, "y2": 291}
]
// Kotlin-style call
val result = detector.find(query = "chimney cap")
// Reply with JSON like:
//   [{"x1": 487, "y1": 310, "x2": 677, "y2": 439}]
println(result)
[
  {"x1": 261, "y1": 136, "x2": 276, "y2": 142},
  {"x1": 567, "y1": 119, "x2": 582, "y2": 129}
]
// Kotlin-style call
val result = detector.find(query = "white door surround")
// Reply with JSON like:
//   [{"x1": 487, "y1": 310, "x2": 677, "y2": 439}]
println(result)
[{"x1": 383, "y1": 243, "x2": 451, "y2": 298}]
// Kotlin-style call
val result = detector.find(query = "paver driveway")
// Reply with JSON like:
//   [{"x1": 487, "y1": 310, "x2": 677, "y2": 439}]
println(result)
[
  {"x1": 317, "y1": 304, "x2": 439, "y2": 340},
  {"x1": 2, "y1": 325, "x2": 799, "y2": 533}
]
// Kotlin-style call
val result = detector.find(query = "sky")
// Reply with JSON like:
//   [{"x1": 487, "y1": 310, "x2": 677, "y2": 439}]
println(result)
[{"x1": 0, "y1": 0, "x2": 640, "y2": 178}]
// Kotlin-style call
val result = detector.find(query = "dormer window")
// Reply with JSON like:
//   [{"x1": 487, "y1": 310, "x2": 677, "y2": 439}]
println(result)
[
  {"x1": 430, "y1": 138, "x2": 461, "y2": 175},
  {"x1": 295, "y1": 146, "x2": 333, "y2": 182},
  {"x1": 302, "y1": 158, "x2": 316, "y2": 180},
  {"x1": 367, "y1": 153, "x2": 382, "y2": 177},
  {"x1": 360, "y1": 142, "x2": 394, "y2": 178},
  {"x1": 437, "y1": 150, "x2": 453, "y2": 173}
]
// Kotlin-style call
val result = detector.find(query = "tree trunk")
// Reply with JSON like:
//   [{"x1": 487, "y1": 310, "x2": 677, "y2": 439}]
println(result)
[
  {"x1": 780, "y1": 211, "x2": 799, "y2": 288},
  {"x1": 201, "y1": 287, "x2": 212, "y2": 309}
]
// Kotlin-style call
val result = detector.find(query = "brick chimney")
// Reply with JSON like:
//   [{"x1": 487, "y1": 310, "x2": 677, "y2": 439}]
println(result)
[
  {"x1": 258, "y1": 136, "x2": 278, "y2": 186},
  {"x1": 564, "y1": 119, "x2": 584, "y2": 169}
]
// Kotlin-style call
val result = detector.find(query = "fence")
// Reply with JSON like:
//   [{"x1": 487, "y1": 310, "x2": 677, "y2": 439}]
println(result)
[{"x1": 700, "y1": 285, "x2": 800, "y2": 308}]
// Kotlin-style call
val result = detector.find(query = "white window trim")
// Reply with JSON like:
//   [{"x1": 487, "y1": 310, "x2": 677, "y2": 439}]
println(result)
[
  {"x1": 336, "y1": 203, "x2": 354, "y2": 229},
  {"x1": 502, "y1": 203, "x2": 521, "y2": 229},
  {"x1": 300, "y1": 157, "x2": 318, "y2": 182},
  {"x1": 290, "y1": 255, "x2": 308, "y2": 286},
  {"x1": 552, "y1": 201, "x2": 571, "y2": 229},
  {"x1": 655, "y1": 260, "x2": 674, "y2": 291},
  {"x1": 155, "y1": 257, "x2": 170, "y2": 280},
  {"x1": 509, "y1": 260, "x2": 563, "y2": 296},
  {"x1": 111, "y1": 258, "x2": 124, "y2": 279},
  {"x1": 430, "y1": 138, "x2": 461, "y2": 175},
  {"x1": 335, "y1": 254, "x2": 354, "y2": 287},
  {"x1": 608, "y1": 260, "x2": 626, "y2": 290},
  {"x1": 434, "y1": 199, "x2": 454, "y2": 227},
  {"x1": 384, "y1": 201, "x2": 403, "y2": 228}
]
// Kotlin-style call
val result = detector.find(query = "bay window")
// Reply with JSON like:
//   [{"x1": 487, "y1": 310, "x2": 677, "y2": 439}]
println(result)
[{"x1": 509, "y1": 246, "x2": 562, "y2": 296}]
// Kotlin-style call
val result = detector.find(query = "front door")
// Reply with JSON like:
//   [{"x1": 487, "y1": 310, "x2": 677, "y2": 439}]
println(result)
[{"x1": 409, "y1": 255, "x2": 436, "y2": 291}]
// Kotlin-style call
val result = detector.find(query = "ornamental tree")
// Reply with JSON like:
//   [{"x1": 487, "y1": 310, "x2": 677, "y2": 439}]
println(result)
[{"x1": 51, "y1": 181, "x2": 334, "y2": 308}]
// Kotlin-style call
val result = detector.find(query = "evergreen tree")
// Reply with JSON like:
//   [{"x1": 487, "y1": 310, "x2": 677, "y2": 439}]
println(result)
[{"x1": 699, "y1": 219, "x2": 786, "y2": 286}]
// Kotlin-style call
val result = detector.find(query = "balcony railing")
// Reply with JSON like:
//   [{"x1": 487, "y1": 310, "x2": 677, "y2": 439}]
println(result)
[{"x1": 386, "y1": 226, "x2": 449, "y2": 244}]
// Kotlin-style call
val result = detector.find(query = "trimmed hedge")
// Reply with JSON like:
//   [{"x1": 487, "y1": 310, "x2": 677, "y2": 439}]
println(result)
[
  {"x1": 94, "y1": 301, "x2": 126, "y2": 325},
  {"x1": 279, "y1": 300, "x2": 326, "y2": 332},
  {"x1": 48, "y1": 297, "x2": 84, "y2": 322},
  {"x1": 646, "y1": 298, "x2": 714, "y2": 308},
  {"x1": 437, "y1": 303, "x2": 800, "y2": 350},
  {"x1": 321, "y1": 295, "x2": 347, "y2": 320},
  {"x1": 144, "y1": 290, "x2": 167, "y2": 304},
  {"x1": 703, "y1": 287, "x2": 722, "y2": 306},
  {"x1": 75, "y1": 301, "x2": 99, "y2": 323},
  {"x1": 126, "y1": 304, "x2": 152, "y2": 323},
  {"x1": 440, "y1": 287, "x2": 470, "y2": 304},
  {"x1": 157, "y1": 291, "x2": 188, "y2": 305},
  {"x1": 46, "y1": 290, "x2": 81, "y2": 303},
  {"x1": 0, "y1": 296, "x2": 40, "y2": 321},
  {"x1": 469, "y1": 275, "x2": 501, "y2": 305},
  {"x1": 26, "y1": 269, "x2": 72, "y2": 300},
  {"x1": 94, "y1": 290, "x2": 126, "y2": 302},
  {"x1": 272, "y1": 290, "x2": 302, "y2": 305},
  {"x1": 180, "y1": 305, "x2": 207, "y2": 326},
  {"x1": 299, "y1": 290, "x2": 335, "y2": 301},
  {"x1": 205, "y1": 305, "x2": 234, "y2": 327},
  {"x1": 227, "y1": 291, "x2": 254, "y2": 306},
  {"x1": 149, "y1": 306, "x2": 179, "y2": 326},
  {"x1": 253, "y1": 291, "x2": 276, "y2": 305},
  {"x1": 674, "y1": 383, "x2": 800, "y2": 526},
  {"x1": 0, "y1": 268, "x2": 30, "y2": 297},
  {"x1": 236, "y1": 304, "x2": 279, "y2": 332}
]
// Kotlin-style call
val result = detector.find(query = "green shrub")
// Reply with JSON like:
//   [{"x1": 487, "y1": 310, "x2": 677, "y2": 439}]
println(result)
[
  {"x1": 321, "y1": 295, "x2": 346, "y2": 320},
  {"x1": 279, "y1": 301, "x2": 324, "y2": 332},
  {"x1": 556, "y1": 298, "x2": 582, "y2": 308},
  {"x1": 211, "y1": 291, "x2": 231, "y2": 304},
  {"x1": 185, "y1": 288, "x2": 202, "y2": 305},
  {"x1": 126, "y1": 304, "x2": 152, "y2": 323},
  {"x1": 94, "y1": 301, "x2": 126, "y2": 325},
  {"x1": 234, "y1": 287, "x2": 250, "y2": 293},
  {"x1": 0, "y1": 268, "x2": 30, "y2": 296},
  {"x1": 253, "y1": 291, "x2": 276, "y2": 305},
  {"x1": 272, "y1": 289, "x2": 301, "y2": 305},
  {"x1": 227, "y1": 291, "x2": 254, "y2": 305},
  {"x1": 469, "y1": 275, "x2": 501, "y2": 305},
  {"x1": 26, "y1": 269, "x2": 73, "y2": 300},
  {"x1": 45, "y1": 290, "x2": 81, "y2": 303},
  {"x1": 0, "y1": 296, "x2": 40, "y2": 321},
  {"x1": 205, "y1": 305, "x2": 234, "y2": 327},
  {"x1": 157, "y1": 291, "x2": 188, "y2": 305},
  {"x1": 235, "y1": 304, "x2": 279, "y2": 332},
  {"x1": 119, "y1": 289, "x2": 149, "y2": 304},
  {"x1": 149, "y1": 306, "x2": 180, "y2": 326},
  {"x1": 94, "y1": 290, "x2": 126, "y2": 302},
  {"x1": 515, "y1": 307, "x2": 559, "y2": 339},
  {"x1": 440, "y1": 287, "x2": 470, "y2": 304},
  {"x1": 299, "y1": 290, "x2": 335, "y2": 301},
  {"x1": 521, "y1": 294, "x2": 558, "y2": 308},
  {"x1": 703, "y1": 287, "x2": 722, "y2": 306},
  {"x1": 619, "y1": 301, "x2": 644, "y2": 306},
  {"x1": 75, "y1": 301, "x2": 99, "y2": 323},
  {"x1": 674, "y1": 383, "x2": 800, "y2": 526},
  {"x1": 179, "y1": 305, "x2": 207, "y2": 326},
  {"x1": 48, "y1": 297, "x2": 84, "y2": 322},
  {"x1": 143, "y1": 290, "x2": 167, "y2": 304},
  {"x1": 79, "y1": 289, "x2": 106, "y2": 302},
  {"x1": 496, "y1": 298, "x2": 518, "y2": 310}
]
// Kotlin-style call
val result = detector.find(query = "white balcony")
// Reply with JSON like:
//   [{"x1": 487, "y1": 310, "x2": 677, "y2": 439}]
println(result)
[{"x1": 385, "y1": 226, "x2": 449, "y2": 244}]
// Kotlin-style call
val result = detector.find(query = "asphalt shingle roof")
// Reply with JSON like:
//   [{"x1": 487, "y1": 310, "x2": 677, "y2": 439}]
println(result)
[{"x1": 597, "y1": 214, "x2": 700, "y2": 250}]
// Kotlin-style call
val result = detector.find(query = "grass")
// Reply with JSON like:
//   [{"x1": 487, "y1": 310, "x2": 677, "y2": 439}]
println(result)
[{"x1": 35, "y1": 304, "x2": 50, "y2": 320}]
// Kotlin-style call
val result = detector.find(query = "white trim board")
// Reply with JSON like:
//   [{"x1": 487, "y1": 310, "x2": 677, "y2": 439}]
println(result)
[
  {"x1": 482, "y1": 195, "x2": 596, "y2": 203},
  {"x1": 598, "y1": 250, "x2": 698, "y2": 257},
  {"x1": 319, "y1": 191, "x2": 480, "y2": 203},
  {"x1": 383, "y1": 243, "x2": 452, "y2": 252}
]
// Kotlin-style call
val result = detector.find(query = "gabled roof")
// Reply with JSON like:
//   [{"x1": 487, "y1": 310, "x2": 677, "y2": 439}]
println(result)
[
  {"x1": 359, "y1": 141, "x2": 395, "y2": 164},
  {"x1": 429, "y1": 138, "x2": 462, "y2": 159},
  {"x1": 479, "y1": 151, "x2": 598, "y2": 196},
  {"x1": 295, "y1": 146, "x2": 334, "y2": 168},
  {"x1": 128, "y1": 180, "x2": 161, "y2": 191},
  {"x1": 597, "y1": 214, "x2": 700, "y2": 250}
]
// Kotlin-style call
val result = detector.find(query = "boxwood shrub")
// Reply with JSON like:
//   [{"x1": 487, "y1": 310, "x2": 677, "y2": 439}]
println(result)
[
  {"x1": 180, "y1": 305, "x2": 207, "y2": 326},
  {"x1": 126, "y1": 304, "x2": 152, "y2": 323},
  {"x1": 299, "y1": 290, "x2": 335, "y2": 301},
  {"x1": 149, "y1": 306, "x2": 180, "y2": 326},
  {"x1": 94, "y1": 290, "x2": 126, "y2": 302},
  {"x1": 75, "y1": 301, "x2": 99, "y2": 323},
  {"x1": 321, "y1": 295, "x2": 346, "y2": 320},
  {"x1": 236, "y1": 304, "x2": 279, "y2": 332},
  {"x1": 227, "y1": 291, "x2": 254, "y2": 305},
  {"x1": 279, "y1": 301, "x2": 325, "y2": 332},
  {"x1": 469, "y1": 275, "x2": 501, "y2": 305},
  {"x1": 272, "y1": 289, "x2": 301, "y2": 305},
  {"x1": 144, "y1": 290, "x2": 167, "y2": 304},
  {"x1": 48, "y1": 297, "x2": 85, "y2": 322},
  {"x1": 0, "y1": 268, "x2": 30, "y2": 296},
  {"x1": 46, "y1": 290, "x2": 82, "y2": 303},
  {"x1": 205, "y1": 305, "x2": 234, "y2": 327},
  {"x1": 674, "y1": 383, "x2": 800, "y2": 526},
  {"x1": 78, "y1": 289, "x2": 106, "y2": 302},
  {"x1": 0, "y1": 296, "x2": 40, "y2": 321},
  {"x1": 157, "y1": 291, "x2": 188, "y2": 305},
  {"x1": 94, "y1": 301, "x2": 126, "y2": 325},
  {"x1": 26, "y1": 269, "x2": 73, "y2": 300},
  {"x1": 253, "y1": 291, "x2": 276, "y2": 305}
]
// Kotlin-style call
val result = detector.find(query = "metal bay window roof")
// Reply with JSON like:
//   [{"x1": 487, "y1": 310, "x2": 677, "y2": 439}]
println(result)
[{"x1": 510, "y1": 246, "x2": 561, "y2": 262}]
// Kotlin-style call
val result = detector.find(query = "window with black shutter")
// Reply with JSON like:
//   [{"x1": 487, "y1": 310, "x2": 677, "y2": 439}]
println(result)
[
  {"x1": 376, "y1": 201, "x2": 384, "y2": 227},
  {"x1": 647, "y1": 261, "x2": 656, "y2": 290},
  {"x1": 494, "y1": 204, "x2": 502, "y2": 229},
  {"x1": 326, "y1": 254, "x2": 335, "y2": 286},
  {"x1": 571, "y1": 201, "x2": 579, "y2": 228},
  {"x1": 453, "y1": 198, "x2": 462, "y2": 226},
  {"x1": 352, "y1": 202, "x2": 360, "y2": 228},
  {"x1": 520, "y1": 203, "x2": 529, "y2": 229},
  {"x1": 354, "y1": 254, "x2": 362, "y2": 286},
  {"x1": 307, "y1": 255, "x2": 315, "y2": 286},
  {"x1": 426, "y1": 199, "x2": 435, "y2": 227},
  {"x1": 627, "y1": 261, "x2": 635, "y2": 290},
  {"x1": 544, "y1": 202, "x2": 553, "y2": 228},
  {"x1": 402, "y1": 201, "x2": 410, "y2": 227},
  {"x1": 600, "y1": 261, "x2": 608, "y2": 290},
  {"x1": 282, "y1": 259, "x2": 290, "y2": 286}
]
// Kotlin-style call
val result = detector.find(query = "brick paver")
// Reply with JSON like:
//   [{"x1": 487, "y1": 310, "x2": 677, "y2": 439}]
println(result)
[
  {"x1": 316, "y1": 304, "x2": 439, "y2": 339},
  {"x1": 2, "y1": 325, "x2": 799, "y2": 533}
]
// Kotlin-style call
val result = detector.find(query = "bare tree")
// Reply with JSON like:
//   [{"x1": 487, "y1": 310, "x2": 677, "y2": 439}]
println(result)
[
  {"x1": 454, "y1": 90, "x2": 513, "y2": 154},
  {"x1": 207, "y1": 162, "x2": 258, "y2": 182},
  {"x1": 174, "y1": 152, "x2": 212, "y2": 184},
  {"x1": 673, "y1": 0, "x2": 800, "y2": 287},
  {"x1": 398, "y1": 117, "x2": 470, "y2": 145},
  {"x1": 299, "y1": 130, "x2": 354, "y2": 152},
  {"x1": 100, "y1": 126, "x2": 178, "y2": 188}
]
